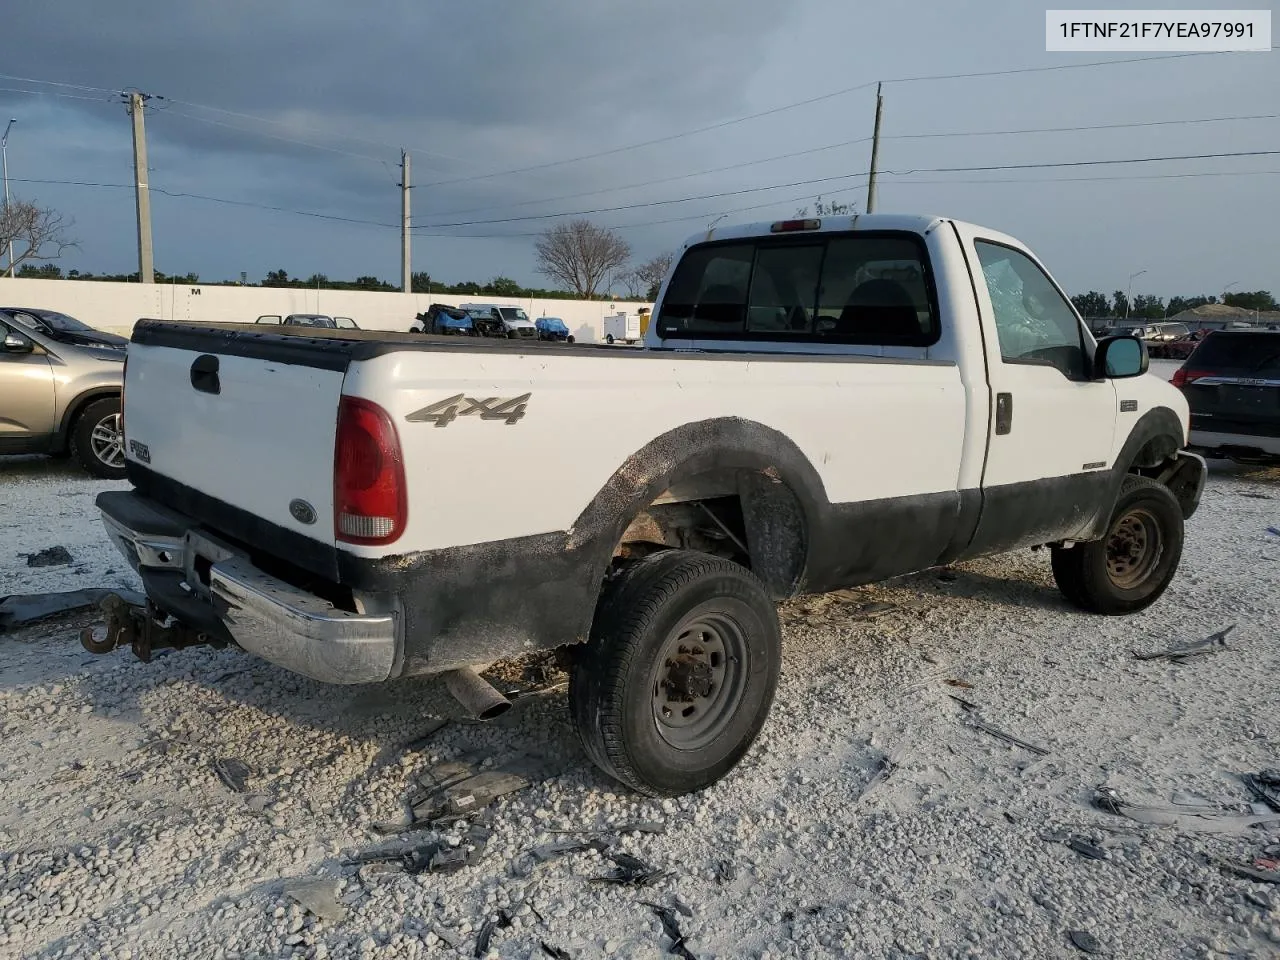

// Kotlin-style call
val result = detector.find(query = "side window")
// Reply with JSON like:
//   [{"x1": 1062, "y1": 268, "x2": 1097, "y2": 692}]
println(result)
[
  {"x1": 974, "y1": 241, "x2": 1085, "y2": 379},
  {"x1": 656, "y1": 244, "x2": 753, "y2": 336}
]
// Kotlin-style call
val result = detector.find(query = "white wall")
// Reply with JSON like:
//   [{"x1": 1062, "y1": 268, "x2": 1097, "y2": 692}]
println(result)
[{"x1": 0, "y1": 277, "x2": 652, "y2": 345}]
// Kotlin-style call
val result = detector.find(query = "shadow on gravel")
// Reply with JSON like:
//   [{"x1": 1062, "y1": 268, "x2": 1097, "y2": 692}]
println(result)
[{"x1": 0, "y1": 454, "x2": 87, "y2": 482}]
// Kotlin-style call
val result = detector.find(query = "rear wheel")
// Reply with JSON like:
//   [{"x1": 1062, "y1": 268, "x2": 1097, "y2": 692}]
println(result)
[
  {"x1": 606, "y1": 334, "x2": 615, "y2": 344},
  {"x1": 1051, "y1": 475, "x2": 1183, "y2": 615},
  {"x1": 570, "y1": 551, "x2": 781, "y2": 796},
  {"x1": 70, "y1": 397, "x2": 126, "y2": 479}
]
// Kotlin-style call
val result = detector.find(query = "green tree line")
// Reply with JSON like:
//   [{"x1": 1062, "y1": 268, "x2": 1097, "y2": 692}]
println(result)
[{"x1": 1069, "y1": 289, "x2": 1277, "y2": 320}]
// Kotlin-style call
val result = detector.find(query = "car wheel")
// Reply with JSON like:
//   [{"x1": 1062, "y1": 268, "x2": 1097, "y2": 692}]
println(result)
[
  {"x1": 1050, "y1": 475, "x2": 1184, "y2": 615},
  {"x1": 606, "y1": 334, "x2": 615, "y2": 344},
  {"x1": 567, "y1": 335, "x2": 575, "y2": 344},
  {"x1": 70, "y1": 397, "x2": 127, "y2": 480},
  {"x1": 570, "y1": 550, "x2": 781, "y2": 796}
]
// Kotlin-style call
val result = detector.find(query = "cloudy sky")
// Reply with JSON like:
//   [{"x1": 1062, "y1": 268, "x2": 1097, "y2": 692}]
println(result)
[{"x1": 1, "y1": 1, "x2": 1276, "y2": 299}]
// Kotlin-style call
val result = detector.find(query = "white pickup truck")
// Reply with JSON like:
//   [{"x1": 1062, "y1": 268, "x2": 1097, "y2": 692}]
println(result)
[{"x1": 94, "y1": 214, "x2": 1205, "y2": 797}]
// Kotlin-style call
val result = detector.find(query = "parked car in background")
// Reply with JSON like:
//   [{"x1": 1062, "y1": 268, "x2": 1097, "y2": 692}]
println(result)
[
  {"x1": 1173, "y1": 329, "x2": 1280, "y2": 464},
  {"x1": 603, "y1": 312, "x2": 642, "y2": 344},
  {"x1": 255, "y1": 314, "x2": 358, "y2": 329},
  {"x1": 461, "y1": 303, "x2": 538, "y2": 339},
  {"x1": 1, "y1": 306, "x2": 129, "y2": 349},
  {"x1": 535, "y1": 316, "x2": 573, "y2": 342},
  {"x1": 0, "y1": 307, "x2": 126, "y2": 478},
  {"x1": 412, "y1": 304, "x2": 474, "y2": 336}
]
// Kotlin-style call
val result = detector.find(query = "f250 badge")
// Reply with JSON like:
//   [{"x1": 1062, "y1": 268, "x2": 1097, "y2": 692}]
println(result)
[{"x1": 406, "y1": 393, "x2": 530, "y2": 428}]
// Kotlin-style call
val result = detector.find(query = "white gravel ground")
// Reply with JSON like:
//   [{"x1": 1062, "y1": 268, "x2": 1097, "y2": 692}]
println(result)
[{"x1": 1, "y1": 455, "x2": 1278, "y2": 960}]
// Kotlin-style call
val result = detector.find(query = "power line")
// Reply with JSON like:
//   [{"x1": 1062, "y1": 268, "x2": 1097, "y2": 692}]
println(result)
[
  {"x1": 417, "y1": 148, "x2": 1280, "y2": 228},
  {"x1": 149, "y1": 186, "x2": 396, "y2": 227},
  {"x1": 0, "y1": 86, "x2": 117, "y2": 105},
  {"x1": 882, "y1": 149, "x2": 1280, "y2": 177},
  {"x1": 888, "y1": 168, "x2": 1280, "y2": 186},
  {"x1": 419, "y1": 50, "x2": 1247, "y2": 189},
  {"x1": 424, "y1": 110, "x2": 1280, "y2": 219},
  {"x1": 157, "y1": 108, "x2": 391, "y2": 164},
  {"x1": 0, "y1": 72, "x2": 116, "y2": 94},
  {"x1": 7, "y1": 177, "x2": 133, "y2": 188}
]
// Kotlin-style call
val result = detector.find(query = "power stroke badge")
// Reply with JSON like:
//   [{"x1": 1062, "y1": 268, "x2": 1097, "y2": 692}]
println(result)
[{"x1": 406, "y1": 393, "x2": 530, "y2": 427}]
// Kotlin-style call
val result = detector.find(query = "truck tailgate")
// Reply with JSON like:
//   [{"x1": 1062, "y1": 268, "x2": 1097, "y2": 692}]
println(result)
[{"x1": 123, "y1": 339, "x2": 345, "y2": 547}]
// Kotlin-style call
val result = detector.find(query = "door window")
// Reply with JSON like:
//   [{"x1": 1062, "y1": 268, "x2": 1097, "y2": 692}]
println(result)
[{"x1": 974, "y1": 241, "x2": 1086, "y2": 380}]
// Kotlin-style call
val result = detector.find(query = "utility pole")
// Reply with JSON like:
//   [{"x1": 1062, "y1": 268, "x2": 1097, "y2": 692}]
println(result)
[
  {"x1": 127, "y1": 90, "x2": 154, "y2": 284},
  {"x1": 866, "y1": 83, "x2": 883, "y2": 214},
  {"x1": 2, "y1": 118, "x2": 15, "y2": 276},
  {"x1": 400, "y1": 150, "x2": 411, "y2": 294}
]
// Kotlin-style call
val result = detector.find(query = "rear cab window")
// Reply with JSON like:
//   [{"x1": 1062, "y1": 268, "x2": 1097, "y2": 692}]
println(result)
[
  {"x1": 655, "y1": 232, "x2": 939, "y2": 347},
  {"x1": 1189, "y1": 332, "x2": 1280, "y2": 377}
]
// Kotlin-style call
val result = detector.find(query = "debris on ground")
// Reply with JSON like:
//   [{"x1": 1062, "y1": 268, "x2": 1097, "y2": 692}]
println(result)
[
  {"x1": 1064, "y1": 836, "x2": 1108, "y2": 861},
  {"x1": 400, "y1": 718, "x2": 450, "y2": 752},
  {"x1": 943, "y1": 678, "x2": 973, "y2": 689},
  {"x1": 1068, "y1": 929, "x2": 1105, "y2": 954},
  {"x1": 858, "y1": 753, "x2": 898, "y2": 802},
  {"x1": 1133, "y1": 624, "x2": 1236, "y2": 662},
  {"x1": 714, "y1": 860, "x2": 736, "y2": 884},
  {"x1": 1093, "y1": 785, "x2": 1280, "y2": 833},
  {"x1": 473, "y1": 918, "x2": 495, "y2": 957},
  {"x1": 24, "y1": 546, "x2": 74, "y2": 568},
  {"x1": 590, "y1": 851, "x2": 666, "y2": 887},
  {"x1": 281, "y1": 878, "x2": 347, "y2": 923},
  {"x1": 0, "y1": 587, "x2": 145, "y2": 632},
  {"x1": 212, "y1": 757, "x2": 253, "y2": 793},
  {"x1": 644, "y1": 901, "x2": 698, "y2": 959},
  {"x1": 540, "y1": 942, "x2": 573, "y2": 959},
  {"x1": 347, "y1": 821, "x2": 493, "y2": 877},
  {"x1": 513, "y1": 837, "x2": 611, "y2": 878},
  {"x1": 1241, "y1": 769, "x2": 1280, "y2": 813},
  {"x1": 1215, "y1": 857, "x2": 1280, "y2": 885},
  {"x1": 962, "y1": 716, "x2": 1044, "y2": 757}
]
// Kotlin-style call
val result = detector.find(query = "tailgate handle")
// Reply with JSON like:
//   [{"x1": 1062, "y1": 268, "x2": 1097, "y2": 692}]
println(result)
[{"x1": 190, "y1": 354, "x2": 221, "y2": 395}]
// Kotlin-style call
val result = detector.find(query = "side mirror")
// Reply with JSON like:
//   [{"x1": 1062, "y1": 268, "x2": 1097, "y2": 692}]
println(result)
[
  {"x1": 1094, "y1": 335, "x2": 1148, "y2": 379},
  {"x1": 3, "y1": 333, "x2": 33, "y2": 353}
]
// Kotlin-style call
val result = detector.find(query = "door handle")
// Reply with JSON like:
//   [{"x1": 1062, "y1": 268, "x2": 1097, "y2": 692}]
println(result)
[
  {"x1": 995, "y1": 392, "x2": 1013, "y2": 435},
  {"x1": 190, "y1": 354, "x2": 220, "y2": 395}
]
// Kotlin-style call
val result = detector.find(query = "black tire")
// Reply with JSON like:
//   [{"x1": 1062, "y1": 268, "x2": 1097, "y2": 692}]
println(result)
[
  {"x1": 70, "y1": 397, "x2": 127, "y2": 480},
  {"x1": 1050, "y1": 475, "x2": 1184, "y2": 615},
  {"x1": 605, "y1": 334, "x2": 615, "y2": 344},
  {"x1": 570, "y1": 551, "x2": 781, "y2": 797},
  {"x1": 567, "y1": 335, "x2": 575, "y2": 344}
]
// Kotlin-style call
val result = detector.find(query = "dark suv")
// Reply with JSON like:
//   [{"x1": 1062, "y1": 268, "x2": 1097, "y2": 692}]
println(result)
[{"x1": 1173, "y1": 330, "x2": 1280, "y2": 464}]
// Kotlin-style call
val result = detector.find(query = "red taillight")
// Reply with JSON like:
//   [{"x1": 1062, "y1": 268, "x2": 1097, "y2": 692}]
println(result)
[
  {"x1": 770, "y1": 218, "x2": 822, "y2": 233},
  {"x1": 1171, "y1": 368, "x2": 1206, "y2": 388},
  {"x1": 334, "y1": 396, "x2": 407, "y2": 545}
]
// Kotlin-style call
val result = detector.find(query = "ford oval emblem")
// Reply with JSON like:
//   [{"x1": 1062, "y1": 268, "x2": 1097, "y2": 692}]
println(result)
[{"x1": 289, "y1": 499, "x2": 317, "y2": 525}]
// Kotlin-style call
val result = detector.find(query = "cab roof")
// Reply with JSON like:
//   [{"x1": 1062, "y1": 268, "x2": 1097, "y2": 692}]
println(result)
[{"x1": 682, "y1": 213, "x2": 965, "y2": 249}]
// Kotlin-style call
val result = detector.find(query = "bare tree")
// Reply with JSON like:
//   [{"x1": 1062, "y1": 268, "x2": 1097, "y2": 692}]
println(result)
[
  {"x1": 620, "y1": 268, "x2": 645, "y2": 299},
  {"x1": 0, "y1": 200, "x2": 76, "y2": 276},
  {"x1": 794, "y1": 195, "x2": 856, "y2": 218},
  {"x1": 534, "y1": 219, "x2": 630, "y2": 300},
  {"x1": 633, "y1": 251, "x2": 675, "y2": 300}
]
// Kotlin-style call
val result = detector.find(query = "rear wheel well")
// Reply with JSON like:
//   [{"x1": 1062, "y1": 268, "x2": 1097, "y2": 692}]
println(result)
[
  {"x1": 611, "y1": 469, "x2": 808, "y2": 600},
  {"x1": 56, "y1": 389, "x2": 121, "y2": 453}
]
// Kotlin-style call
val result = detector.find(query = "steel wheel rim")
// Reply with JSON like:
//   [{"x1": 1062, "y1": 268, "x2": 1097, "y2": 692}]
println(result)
[
  {"x1": 1105, "y1": 506, "x2": 1162, "y2": 589},
  {"x1": 651, "y1": 610, "x2": 748, "y2": 751},
  {"x1": 90, "y1": 413, "x2": 125, "y2": 469}
]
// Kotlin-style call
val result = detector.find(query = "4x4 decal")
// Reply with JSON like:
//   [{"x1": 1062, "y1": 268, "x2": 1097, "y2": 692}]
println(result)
[{"x1": 406, "y1": 393, "x2": 530, "y2": 427}]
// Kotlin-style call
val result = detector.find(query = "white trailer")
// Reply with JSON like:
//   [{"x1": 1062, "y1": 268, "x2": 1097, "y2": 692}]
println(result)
[{"x1": 603, "y1": 312, "x2": 642, "y2": 344}]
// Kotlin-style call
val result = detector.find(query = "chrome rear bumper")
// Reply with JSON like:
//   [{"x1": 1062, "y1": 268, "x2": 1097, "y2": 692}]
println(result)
[{"x1": 96, "y1": 491, "x2": 400, "y2": 684}]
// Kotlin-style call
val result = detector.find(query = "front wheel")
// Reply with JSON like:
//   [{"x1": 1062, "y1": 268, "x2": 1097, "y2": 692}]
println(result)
[
  {"x1": 1051, "y1": 475, "x2": 1184, "y2": 615},
  {"x1": 570, "y1": 551, "x2": 781, "y2": 796},
  {"x1": 70, "y1": 397, "x2": 127, "y2": 480}
]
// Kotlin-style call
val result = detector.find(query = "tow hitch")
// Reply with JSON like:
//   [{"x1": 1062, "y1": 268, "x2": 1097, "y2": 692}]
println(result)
[{"x1": 80, "y1": 592, "x2": 212, "y2": 663}]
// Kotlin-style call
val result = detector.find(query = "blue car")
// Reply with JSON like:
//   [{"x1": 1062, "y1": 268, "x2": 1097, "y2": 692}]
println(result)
[
  {"x1": 536, "y1": 316, "x2": 573, "y2": 343},
  {"x1": 413, "y1": 304, "x2": 475, "y2": 336}
]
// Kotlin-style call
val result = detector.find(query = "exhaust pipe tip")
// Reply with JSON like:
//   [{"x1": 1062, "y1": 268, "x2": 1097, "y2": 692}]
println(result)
[{"x1": 443, "y1": 666, "x2": 512, "y2": 721}]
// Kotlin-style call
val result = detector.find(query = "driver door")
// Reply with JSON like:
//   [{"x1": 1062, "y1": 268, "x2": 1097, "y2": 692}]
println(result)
[{"x1": 953, "y1": 225, "x2": 1119, "y2": 554}]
